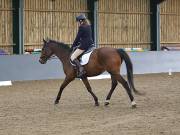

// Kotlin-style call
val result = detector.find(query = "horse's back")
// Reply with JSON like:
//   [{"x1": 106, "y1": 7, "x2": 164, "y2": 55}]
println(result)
[
  {"x1": 97, "y1": 47, "x2": 121, "y2": 63},
  {"x1": 90, "y1": 47, "x2": 119, "y2": 62},
  {"x1": 85, "y1": 47, "x2": 122, "y2": 75},
  {"x1": 98, "y1": 47, "x2": 122, "y2": 56}
]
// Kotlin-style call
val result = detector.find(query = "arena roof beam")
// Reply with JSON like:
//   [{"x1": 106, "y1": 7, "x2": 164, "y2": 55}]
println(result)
[
  {"x1": 12, "y1": 0, "x2": 24, "y2": 54},
  {"x1": 19, "y1": 0, "x2": 24, "y2": 54},
  {"x1": 87, "y1": 0, "x2": 98, "y2": 48},
  {"x1": 150, "y1": 0, "x2": 159, "y2": 51},
  {"x1": 156, "y1": 2, "x2": 161, "y2": 51},
  {"x1": 12, "y1": 0, "x2": 19, "y2": 54},
  {"x1": 93, "y1": 0, "x2": 98, "y2": 48},
  {"x1": 150, "y1": 0, "x2": 166, "y2": 51}
]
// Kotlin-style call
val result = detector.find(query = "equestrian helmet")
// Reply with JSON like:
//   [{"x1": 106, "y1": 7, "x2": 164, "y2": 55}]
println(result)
[{"x1": 76, "y1": 14, "x2": 87, "y2": 22}]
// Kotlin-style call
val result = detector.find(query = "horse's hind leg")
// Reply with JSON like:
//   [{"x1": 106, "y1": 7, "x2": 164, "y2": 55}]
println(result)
[
  {"x1": 114, "y1": 74, "x2": 136, "y2": 108},
  {"x1": 82, "y1": 77, "x2": 99, "y2": 106},
  {"x1": 104, "y1": 75, "x2": 118, "y2": 106}
]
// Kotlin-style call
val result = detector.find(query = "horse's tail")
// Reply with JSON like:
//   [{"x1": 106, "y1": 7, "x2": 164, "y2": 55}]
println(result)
[{"x1": 117, "y1": 49, "x2": 141, "y2": 95}]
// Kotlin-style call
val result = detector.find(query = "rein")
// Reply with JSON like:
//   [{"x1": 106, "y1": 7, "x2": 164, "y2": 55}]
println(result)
[
  {"x1": 49, "y1": 55, "x2": 58, "y2": 60},
  {"x1": 46, "y1": 40, "x2": 72, "y2": 61}
]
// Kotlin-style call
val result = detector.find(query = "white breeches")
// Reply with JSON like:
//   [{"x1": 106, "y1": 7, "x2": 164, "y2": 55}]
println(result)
[{"x1": 70, "y1": 49, "x2": 84, "y2": 61}]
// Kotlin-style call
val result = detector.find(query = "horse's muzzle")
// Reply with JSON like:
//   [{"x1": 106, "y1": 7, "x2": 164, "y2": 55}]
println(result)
[{"x1": 39, "y1": 58, "x2": 47, "y2": 64}]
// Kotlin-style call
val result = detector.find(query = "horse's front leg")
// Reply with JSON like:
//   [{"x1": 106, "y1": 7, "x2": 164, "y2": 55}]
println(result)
[
  {"x1": 54, "y1": 77, "x2": 74, "y2": 104},
  {"x1": 82, "y1": 77, "x2": 99, "y2": 106}
]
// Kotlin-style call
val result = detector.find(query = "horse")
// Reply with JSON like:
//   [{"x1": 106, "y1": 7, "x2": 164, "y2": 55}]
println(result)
[{"x1": 39, "y1": 39, "x2": 141, "y2": 108}]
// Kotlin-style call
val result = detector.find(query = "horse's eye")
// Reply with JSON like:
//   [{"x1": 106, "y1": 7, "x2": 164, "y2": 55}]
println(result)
[{"x1": 42, "y1": 48, "x2": 45, "y2": 52}]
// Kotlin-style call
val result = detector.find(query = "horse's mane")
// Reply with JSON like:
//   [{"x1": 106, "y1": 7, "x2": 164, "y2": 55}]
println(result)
[{"x1": 49, "y1": 39, "x2": 71, "y2": 52}]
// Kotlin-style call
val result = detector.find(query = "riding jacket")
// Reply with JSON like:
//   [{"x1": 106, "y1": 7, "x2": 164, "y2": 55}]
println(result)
[{"x1": 72, "y1": 24, "x2": 94, "y2": 51}]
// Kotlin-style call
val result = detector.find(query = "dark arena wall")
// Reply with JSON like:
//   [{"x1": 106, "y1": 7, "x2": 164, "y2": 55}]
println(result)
[{"x1": 0, "y1": 51, "x2": 180, "y2": 81}]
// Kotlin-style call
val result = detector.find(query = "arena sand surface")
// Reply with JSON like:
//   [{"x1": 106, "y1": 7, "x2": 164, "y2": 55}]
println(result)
[{"x1": 0, "y1": 73, "x2": 180, "y2": 135}]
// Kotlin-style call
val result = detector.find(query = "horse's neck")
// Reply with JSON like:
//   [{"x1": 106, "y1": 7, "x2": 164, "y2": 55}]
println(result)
[{"x1": 53, "y1": 47, "x2": 70, "y2": 65}]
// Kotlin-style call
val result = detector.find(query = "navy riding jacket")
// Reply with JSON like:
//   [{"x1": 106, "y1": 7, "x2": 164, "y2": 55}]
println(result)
[{"x1": 72, "y1": 24, "x2": 94, "y2": 51}]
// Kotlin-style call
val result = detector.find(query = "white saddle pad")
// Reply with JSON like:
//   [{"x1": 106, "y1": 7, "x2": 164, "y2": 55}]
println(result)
[{"x1": 80, "y1": 50, "x2": 93, "y2": 65}]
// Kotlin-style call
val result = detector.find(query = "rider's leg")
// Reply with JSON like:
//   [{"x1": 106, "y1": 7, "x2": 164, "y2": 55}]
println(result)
[{"x1": 70, "y1": 49, "x2": 85, "y2": 77}]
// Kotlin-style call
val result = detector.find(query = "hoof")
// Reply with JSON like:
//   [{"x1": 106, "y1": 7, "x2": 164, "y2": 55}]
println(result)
[
  {"x1": 104, "y1": 102, "x2": 110, "y2": 106},
  {"x1": 95, "y1": 102, "x2": 99, "y2": 106},
  {"x1": 54, "y1": 100, "x2": 59, "y2": 105},
  {"x1": 131, "y1": 101, "x2": 137, "y2": 109},
  {"x1": 131, "y1": 104, "x2": 137, "y2": 109},
  {"x1": 104, "y1": 100, "x2": 110, "y2": 106}
]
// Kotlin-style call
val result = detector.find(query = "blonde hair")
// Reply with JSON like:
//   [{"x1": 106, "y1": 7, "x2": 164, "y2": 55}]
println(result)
[{"x1": 81, "y1": 19, "x2": 91, "y2": 25}]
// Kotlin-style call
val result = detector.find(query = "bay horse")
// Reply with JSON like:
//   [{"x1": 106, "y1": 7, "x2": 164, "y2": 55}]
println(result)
[{"x1": 39, "y1": 39, "x2": 141, "y2": 108}]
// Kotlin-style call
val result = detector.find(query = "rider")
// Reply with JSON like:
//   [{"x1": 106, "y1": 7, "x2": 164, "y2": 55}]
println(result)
[{"x1": 70, "y1": 14, "x2": 94, "y2": 78}]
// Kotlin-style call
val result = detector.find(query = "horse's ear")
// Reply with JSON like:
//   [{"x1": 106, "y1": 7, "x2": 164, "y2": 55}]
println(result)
[{"x1": 43, "y1": 38, "x2": 47, "y2": 43}]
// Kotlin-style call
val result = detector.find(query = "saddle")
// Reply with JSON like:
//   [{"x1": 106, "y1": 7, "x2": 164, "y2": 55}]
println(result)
[
  {"x1": 71, "y1": 46, "x2": 95, "y2": 66},
  {"x1": 79, "y1": 47, "x2": 95, "y2": 65}
]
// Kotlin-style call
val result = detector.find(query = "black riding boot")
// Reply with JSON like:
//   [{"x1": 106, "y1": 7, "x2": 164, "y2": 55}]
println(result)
[{"x1": 72, "y1": 59, "x2": 86, "y2": 78}]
